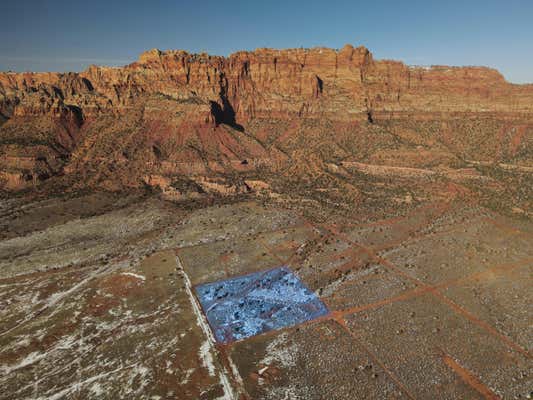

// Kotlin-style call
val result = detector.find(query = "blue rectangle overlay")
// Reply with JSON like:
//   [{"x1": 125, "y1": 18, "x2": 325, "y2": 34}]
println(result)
[{"x1": 195, "y1": 266, "x2": 329, "y2": 343}]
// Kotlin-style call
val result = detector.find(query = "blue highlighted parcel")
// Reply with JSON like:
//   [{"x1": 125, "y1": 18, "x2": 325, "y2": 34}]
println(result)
[{"x1": 195, "y1": 266, "x2": 329, "y2": 343}]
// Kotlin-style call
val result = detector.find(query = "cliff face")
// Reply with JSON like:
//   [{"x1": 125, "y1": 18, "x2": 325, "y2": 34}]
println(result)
[
  {"x1": 2, "y1": 44, "x2": 531, "y2": 121},
  {"x1": 0, "y1": 44, "x2": 532, "y2": 192}
]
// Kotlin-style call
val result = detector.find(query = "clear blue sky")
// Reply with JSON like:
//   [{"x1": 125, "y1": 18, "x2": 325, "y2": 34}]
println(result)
[{"x1": 2, "y1": 0, "x2": 532, "y2": 83}]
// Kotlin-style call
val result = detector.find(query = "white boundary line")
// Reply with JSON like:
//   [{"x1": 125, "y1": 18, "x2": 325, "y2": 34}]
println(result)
[{"x1": 176, "y1": 255, "x2": 243, "y2": 400}]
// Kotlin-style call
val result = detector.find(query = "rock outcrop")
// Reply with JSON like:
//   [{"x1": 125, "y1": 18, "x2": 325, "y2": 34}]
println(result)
[{"x1": 0, "y1": 44, "x2": 532, "y2": 192}]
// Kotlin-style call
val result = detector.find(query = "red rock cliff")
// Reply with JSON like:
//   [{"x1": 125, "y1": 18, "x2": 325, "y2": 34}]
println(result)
[
  {"x1": 0, "y1": 44, "x2": 532, "y2": 191},
  {"x1": 2, "y1": 44, "x2": 532, "y2": 122}
]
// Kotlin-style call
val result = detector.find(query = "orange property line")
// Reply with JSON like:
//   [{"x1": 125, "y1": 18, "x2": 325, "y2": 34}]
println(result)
[
  {"x1": 323, "y1": 218, "x2": 533, "y2": 359},
  {"x1": 332, "y1": 317, "x2": 417, "y2": 400},
  {"x1": 441, "y1": 353, "x2": 501, "y2": 400},
  {"x1": 284, "y1": 230, "x2": 336, "y2": 266},
  {"x1": 329, "y1": 257, "x2": 532, "y2": 319},
  {"x1": 325, "y1": 224, "x2": 423, "y2": 286},
  {"x1": 330, "y1": 286, "x2": 432, "y2": 317},
  {"x1": 257, "y1": 237, "x2": 288, "y2": 266},
  {"x1": 433, "y1": 291, "x2": 531, "y2": 359},
  {"x1": 484, "y1": 216, "x2": 532, "y2": 237},
  {"x1": 330, "y1": 200, "x2": 448, "y2": 230},
  {"x1": 188, "y1": 204, "x2": 531, "y2": 363}
]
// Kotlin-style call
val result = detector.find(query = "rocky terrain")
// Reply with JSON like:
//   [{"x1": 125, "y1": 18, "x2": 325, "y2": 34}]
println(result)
[
  {"x1": 0, "y1": 44, "x2": 531, "y2": 217},
  {"x1": 0, "y1": 45, "x2": 531, "y2": 399},
  {"x1": 0, "y1": 191, "x2": 531, "y2": 399}
]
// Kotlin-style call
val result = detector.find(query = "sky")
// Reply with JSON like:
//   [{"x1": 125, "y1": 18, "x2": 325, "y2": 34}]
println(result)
[{"x1": 1, "y1": 0, "x2": 532, "y2": 83}]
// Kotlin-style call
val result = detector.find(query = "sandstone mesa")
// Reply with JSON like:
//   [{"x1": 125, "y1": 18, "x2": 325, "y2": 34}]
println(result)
[{"x1": 0, "y1": 44, "x2": 531, "y2": 201}]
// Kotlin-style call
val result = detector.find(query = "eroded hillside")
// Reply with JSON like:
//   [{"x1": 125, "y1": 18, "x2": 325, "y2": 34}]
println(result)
[{"x1": 0, "y1": 45, "x2": 531, "y2": 217}]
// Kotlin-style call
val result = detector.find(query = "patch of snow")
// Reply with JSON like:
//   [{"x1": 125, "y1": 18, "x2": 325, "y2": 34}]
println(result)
[
  {"x1": 264, "y1": 387, "x2": 306, "y2": 400},
  {"x1": 177, "y1": 255, "x2": 239, "y2": 400},
  {"x1": 1, "y1": 266, "x2": 110, "y2": 340},
  {"x1": 10, "y1": 334, "x2": 31, "y2": 350},
  {"x1": 30, "y1": 292, "x2": 40, "y2": 305},
  {"x1": 260, "y1": 332, "x2": 297, "y2": 368},
  {"x1": 89, "y1": 382, "x2": 104, "y2": 397},
  {"x1": 121, "y1": 272, "x2": 146, "y2": 281},
  {"x1": 180, "y1": 368, "x2": 195, "y2": 384},
  {"x1": 0, "y1": 351, "x2": 46, "y2": 375},
  {"x1": 226, "y1": 352, "x2": 245, "y2": 387},
  {"x1": 33, "y1": 366, "x2": 126, "y2": 400},
  {"x1": 199, "y1": 340, "x2": 216, "y2": 376}
]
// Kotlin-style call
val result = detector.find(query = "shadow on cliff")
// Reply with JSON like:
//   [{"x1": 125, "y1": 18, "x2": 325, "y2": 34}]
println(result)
[{"x1": 210, "y1": 99, "x2": 244, "y2": 132}]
